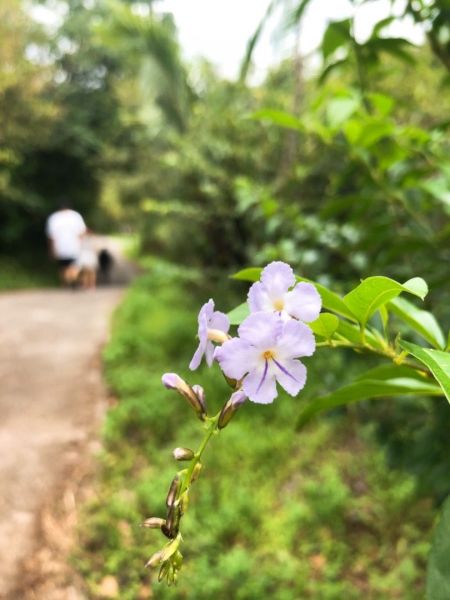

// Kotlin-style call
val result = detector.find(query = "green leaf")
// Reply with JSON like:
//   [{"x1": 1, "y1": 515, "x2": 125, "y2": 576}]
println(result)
[
  {"x1": 297, "y1": 377, "x2": 444, "y2": 429},
  {"x1": 426, "y1": 495, "x2": 450, "y2": 600},
  {"x1": 298, "y1": 278, "x2": 357, "y2": 321},
  {"x1": 322, "y1": 19, "x2": 352, "y2": 59},
  {"x1": 250, "y1": 109, "x2": 303, "y2": 131},
  {"x1": 326, "y1": 97, "x2": 359, "y2": 128},
  {"x1": 400, "y1": 341, "x2": 450, "y2": 403},
  {"x1": 371, "y1": 16, "x2": 396, "y2": 38},
  {"x1": 343, "y1": 276, "x2": 428, "y2": 327},
  {"x1": 389, "y1": 297, "x2": 445, "y2": 350},
  {"x1": 379, "y1": 304, "x2": 388, "y2": 333},
  {"x1": 231, "y1": 267, "x2": 262, "y2": 282},
  {"x1": 336, "y1": 319, "x2": 385, "y2": 350},
  {"x1": 309, "y1": 313, "x2": 339, "y2": 339},
  {"x1": 227, "y1": 302, "x2": 250, "y2": 326},
  {"x1": 354, "y1": 364, "x2": 429, "y2": 382}
]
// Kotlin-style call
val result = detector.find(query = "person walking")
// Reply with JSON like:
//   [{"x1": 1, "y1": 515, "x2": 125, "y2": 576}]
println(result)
[{"x1": 46, "y1": 201, "x2": 87, "y2": 287}]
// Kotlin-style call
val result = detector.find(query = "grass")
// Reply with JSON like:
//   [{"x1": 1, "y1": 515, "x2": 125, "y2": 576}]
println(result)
[
  {"x1": 74, "y1": 263, "x2": 436, "y2": 599},
  {"x1": 0, "y1": 255, "x2": 59, "y2": 290}
]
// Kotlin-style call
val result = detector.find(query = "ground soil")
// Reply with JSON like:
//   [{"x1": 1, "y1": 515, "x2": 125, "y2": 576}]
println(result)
[{"x1": 0, "y1": 281, "x2": 124, "y2": 599}]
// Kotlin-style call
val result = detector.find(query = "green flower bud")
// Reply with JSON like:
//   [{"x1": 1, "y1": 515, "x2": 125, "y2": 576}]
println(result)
[
  {"x1": 191, "y1": 462, "x2": 202, "y2": 483},
  {"x1": 145, "y1": 550, "x2": 164, "y2": 569}
]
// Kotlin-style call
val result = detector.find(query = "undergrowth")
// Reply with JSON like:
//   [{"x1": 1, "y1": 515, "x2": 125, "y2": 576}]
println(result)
[{"x1": 74, "y1": 263, "x2": 435, "y2": 599}]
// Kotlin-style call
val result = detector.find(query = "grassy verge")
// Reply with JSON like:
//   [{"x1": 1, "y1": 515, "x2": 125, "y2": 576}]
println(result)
[
  {"x1": 0, "y1": 255, "x2": 58, "y2": 290},
  {"x1": 75, "y1": 264, "x2": 435, "y2": 599}
]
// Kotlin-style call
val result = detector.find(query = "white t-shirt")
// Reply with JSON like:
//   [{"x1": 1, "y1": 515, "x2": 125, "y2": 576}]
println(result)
[{"x1": 46, "y1": 209, "x2": 87, "y2": 259}]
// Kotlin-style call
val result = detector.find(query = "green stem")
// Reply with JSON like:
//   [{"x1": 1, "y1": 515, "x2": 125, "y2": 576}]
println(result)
[
  {"x1": 317, "y1": 338, "x2": 431, "y2": 376},
  {"x1": 179, "y1": 413, "x2": 220, "y2": 497}
]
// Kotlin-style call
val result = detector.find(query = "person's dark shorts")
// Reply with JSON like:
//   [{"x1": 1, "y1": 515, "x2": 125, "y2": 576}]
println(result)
[{"x1": 57, "y1": 258, "x2": 76, "y2": 268}]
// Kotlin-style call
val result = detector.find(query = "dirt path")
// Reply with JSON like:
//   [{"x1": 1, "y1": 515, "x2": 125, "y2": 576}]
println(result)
[{"x1": 0, "y1": 287, "x2": 124, "y2": 598}]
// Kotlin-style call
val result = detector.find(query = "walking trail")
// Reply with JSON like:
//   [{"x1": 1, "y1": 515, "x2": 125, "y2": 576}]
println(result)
[{"x1": 0, "y1": 239, "x2": 135, "y2": 599}]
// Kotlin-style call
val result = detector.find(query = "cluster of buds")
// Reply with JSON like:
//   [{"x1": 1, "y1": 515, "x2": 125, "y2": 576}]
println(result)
[
  {"x1": 142, "y1": 473, "x2": 185, "y2": 584},
  {"x1": 162, "y1": 373, "x2": 207, "y2": 420},
  {"x1": 143, "y1": 374, "x2": 247, "y2": 583}
]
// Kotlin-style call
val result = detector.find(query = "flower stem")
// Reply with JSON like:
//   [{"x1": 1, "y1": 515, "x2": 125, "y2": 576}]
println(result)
[{"x1": 179, "y1": 413, "x2": 220, "y2": 497}]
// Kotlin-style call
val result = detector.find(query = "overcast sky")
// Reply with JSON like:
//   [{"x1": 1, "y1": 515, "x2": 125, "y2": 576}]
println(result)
[{"x1": 160, "y1": 0, "x2": 424, "y2": 79}]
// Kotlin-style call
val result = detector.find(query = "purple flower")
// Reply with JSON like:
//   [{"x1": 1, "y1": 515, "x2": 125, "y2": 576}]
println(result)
[
  {"x1": 215, "y1": 312, "x2": 315, "y2": 404},
  {"x1": 248, "y1": 261, "x2": 321, "y2": 323},
  {"x1": 189, "y1": 299, "x2": 230, "y2": 370}
]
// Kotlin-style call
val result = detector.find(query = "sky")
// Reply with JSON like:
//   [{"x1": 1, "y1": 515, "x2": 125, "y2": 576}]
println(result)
[
  {"x1": 160, "y1": 0, "x2": 424, "y2": 80},
  {"x1": 30, "y1": 0, "x2": 425, "y2": 80}
]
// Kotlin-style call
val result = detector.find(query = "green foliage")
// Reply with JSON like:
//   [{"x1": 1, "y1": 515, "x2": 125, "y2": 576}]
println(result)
[
  {"x1": 426, "y1": 495, "x2": 450, "y2": 600},
  {"x1": 400, "y1": 341, "x2": 450, "y2": 402},
  {"x1": 75, "y1": 266, "x2": 437, "y2": 598}
]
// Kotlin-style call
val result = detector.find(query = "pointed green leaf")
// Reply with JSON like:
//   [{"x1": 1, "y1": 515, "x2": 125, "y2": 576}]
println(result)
[
  {"x1": 426, "y1": 495, "x2": 450, "y2": 600},
  {"x1": 400, "y1": 341, "x2": 450, "y2": 403},
  {"x1": 354, "y1": 364, "x2": 429, "y2": 382},
  {"x1": 297, "y1": 377, "x2": 444, "y2": 429},
  {"x1": 343, "y1": 276, "x2": 428, "y2": 327},
  {"x1": 231, "y1": 267, "x2": 262, "y2": 282},
  {"x1": 302, "y1": 281, "x2": 356, "y2": 320},
  {"x1": 389, "y1": 297, "x2": 445, "y2": 349},
  {"x1": 227, "y1": 302, "x2": 250, "y2": 326},
  {"x1": 309, "y1": 313, "x2": 339, "y2": 339}
]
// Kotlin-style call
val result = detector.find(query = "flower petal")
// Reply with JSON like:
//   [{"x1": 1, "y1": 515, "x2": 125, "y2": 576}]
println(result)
[
  {"x1": 208, "y1": 310, "x2": 230, "y2": 333},
  {"x1": 273, "y1": 358, "x2": 307, "y2": 396},
  {"x1": 243, "y1": 365, "x2": 278, "y2": 404},
  {"x1": 260, "y1": 261, "x2": 295, "y2": 299},
  {"x1": 189, "y1": 342, "x2": 204, "y2": 370},
  {"x1": 205, "y1": 341, "x2": 215, "y2": 366},
  {"x1": 238, "y1": 312, "x2": 283, "y2": 349},
  {"x1": 276, "y1": 319, "x2": 316, "y2": 359},
  {"x1": 247, "y1": 282, "x2": 272, "y2": 313},
  {"x1": 215, "y1": 338, "x2": 258, "y2": 380},
  {"x1": 284, "y1": 283, "x2": 322, "y2": 322},
  {"x1": 197, "y1": 300, "x2": 214, "y2": 345}
]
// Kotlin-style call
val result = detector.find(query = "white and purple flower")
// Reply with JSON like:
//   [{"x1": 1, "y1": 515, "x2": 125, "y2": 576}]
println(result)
[
  {"x1": 215, "y1": 311, "x2": 315, "y2": 404},
  {"x1": 248, "y1": 261, "x2": 321, "y2": 323},
  {"x1": 189, "y1": 299, "x2": 230, "y2": 370}
]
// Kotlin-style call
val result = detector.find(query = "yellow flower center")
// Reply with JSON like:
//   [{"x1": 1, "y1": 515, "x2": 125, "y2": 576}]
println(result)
[
  {"x1": 263, "y1": 350, "x2": 275, "y2": 360},
  {"x1": 273, "y1": 299, "x2": 284, "y2": 311}
]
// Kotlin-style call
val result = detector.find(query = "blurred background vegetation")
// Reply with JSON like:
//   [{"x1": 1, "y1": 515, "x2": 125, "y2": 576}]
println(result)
[{"x1": 1, "y1": 0, "x2": 450, "y2": 597}]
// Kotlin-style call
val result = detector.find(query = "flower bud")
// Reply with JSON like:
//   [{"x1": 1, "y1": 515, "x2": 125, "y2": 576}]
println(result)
[
  {"x1": 166, "y1": 475, "x2": 180, "y2": 508},
  {"x1": 166, "y1": 504, "x2": 181, "y2": 538},
  {"x1": 141, "y1": 517, "x2": 166, "y2": 529},
  {"x1": 207, "y1": 328, "x2": 230, "y2": 344},
  {"x1": 162, "y1": 373, "x2": 207, "y2": 420},
  {"x1": 145, "y1": 550, "x2": 164, "y2": 568},
  {"x1": 218, "y1": 390, "x2": 247, "y2": 429},
  {"x1": 192, "y1": 384, "x2": 207, "y2": 414},
  {"x1": 158, "y1": 561, "x2": 170, "y2": 582},
  {"x1": 173, "y1": 447, "x2": 195, "y2": 461},
  {"x1": 191, "y1": 462, "x2": 202, "y2": 483}
]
